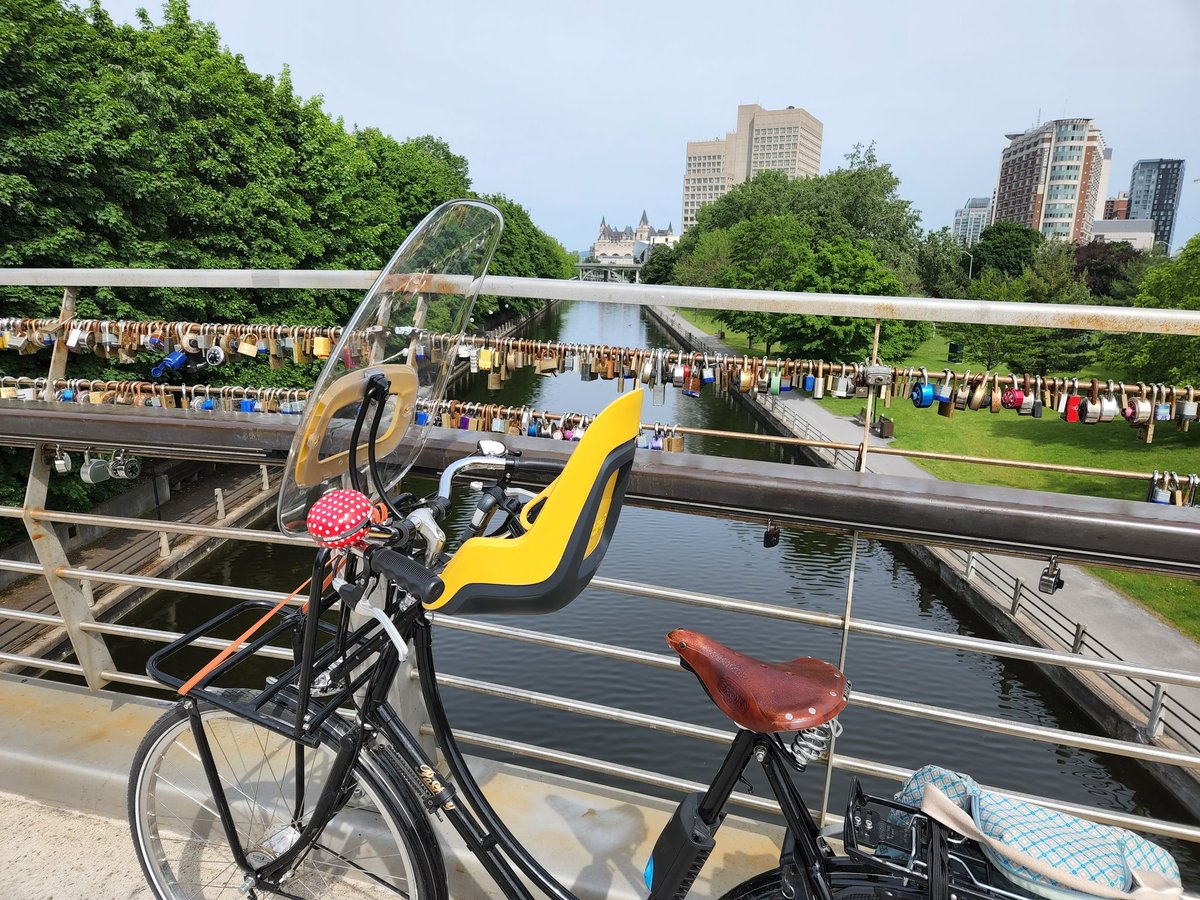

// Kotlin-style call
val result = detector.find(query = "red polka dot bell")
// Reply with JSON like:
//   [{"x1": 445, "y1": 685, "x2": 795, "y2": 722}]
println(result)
[{"x1": 306, "y1": 489, "x2": 374, "y2": 549}]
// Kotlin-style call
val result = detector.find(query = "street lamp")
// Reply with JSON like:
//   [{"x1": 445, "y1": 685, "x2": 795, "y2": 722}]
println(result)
[{"x1": 958, "y1": 247, "x2": 974, "y2": 280}]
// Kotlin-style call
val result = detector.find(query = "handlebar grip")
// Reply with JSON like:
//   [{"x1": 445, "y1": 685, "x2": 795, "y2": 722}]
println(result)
[
  {"x1": 510, "y1": 456, "x2": 565, "y2": 481},
  {"x1": 369, "y1": 548, "x2": 445, "y2": 605}
]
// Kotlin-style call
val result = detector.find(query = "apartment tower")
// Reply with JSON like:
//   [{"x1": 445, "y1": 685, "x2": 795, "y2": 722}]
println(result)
[
  {"x1": 682, "y1": 104, "x2": 822, "y2": 232},
  {"x1": 1104, "y1": 192, "x2": 1129, "y2": 220},
  {"x1": 952, "y1": 197, "x2": 993, "y2": 247},
  {"x1": 990, "y1": 118, "x2": 1108, "y2": 242},
  {"x1": 1128, "y1": 159, "x2": 1185, "y2": 249}
]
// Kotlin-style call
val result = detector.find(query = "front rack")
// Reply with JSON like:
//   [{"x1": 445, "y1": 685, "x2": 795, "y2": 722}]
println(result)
[
  {"x1": 146, "y1": 568, "x2": 393, "y2": 747},
  {"x1": 843, "y1": 779, "x2": 1035, "y2": 900}
]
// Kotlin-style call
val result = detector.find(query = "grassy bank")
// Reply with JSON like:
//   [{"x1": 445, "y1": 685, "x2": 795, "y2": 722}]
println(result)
[{"x1": 673, "y1": 308, "x2": 1200, "y2": 641}]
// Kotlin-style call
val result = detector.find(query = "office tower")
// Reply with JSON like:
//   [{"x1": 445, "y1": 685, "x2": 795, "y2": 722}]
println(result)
[
  {"x1": 953, "y1": 197, "x2": 993, "y2": 247},
  {"x1": 682, "y1": 104, "x2": 822, "y2": 232},
  {"x1": 1104, "y1": 192, "x2": 1129, "y2": 220},
  {"x1": 990, "y1": 118, "x2": 1107, "y2": 241},
  {"x1": 1128, "y1": 159, "x2": 1185, "y2": 249}
]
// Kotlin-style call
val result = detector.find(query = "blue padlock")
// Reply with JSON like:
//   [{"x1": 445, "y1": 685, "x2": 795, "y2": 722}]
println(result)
[
  {"x1": 415, "y1": 410, "x2": 430, "y2": 425},
  {"x1": 239, "y1": 398, "x2": 256, "y2": 412},
  {"x1": 911, "y1": 367, "x2": 934, "y2": 409},
  {"x1": 151, "y1": 349, "x2": 188, "y2": 379},
  {"x1": 803, "y1": 363, "x2": 816, "y2": 392}
]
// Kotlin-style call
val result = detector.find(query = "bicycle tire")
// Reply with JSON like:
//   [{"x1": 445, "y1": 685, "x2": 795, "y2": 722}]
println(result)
[
  {"x1": 718, "y1": 868, "x2": 883, "y2": 900},
  {"x1": 128, "y1": 690, "x2": 445, "y2": 899}
]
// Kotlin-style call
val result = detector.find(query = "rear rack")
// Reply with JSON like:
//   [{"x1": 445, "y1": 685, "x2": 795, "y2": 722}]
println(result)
[{"x1": 843, "y1": 778, "x2": 1035, "y2": 900}]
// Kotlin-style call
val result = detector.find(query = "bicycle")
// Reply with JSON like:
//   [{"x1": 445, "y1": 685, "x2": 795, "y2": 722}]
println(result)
[{"x1": 127, "y1": 200, "x2": 1170, "y2": 900}]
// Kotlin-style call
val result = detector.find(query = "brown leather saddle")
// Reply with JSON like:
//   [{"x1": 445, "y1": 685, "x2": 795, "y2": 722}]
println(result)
[{"x1": 667, "y1": 629, "x2": 848, "y2": 733}]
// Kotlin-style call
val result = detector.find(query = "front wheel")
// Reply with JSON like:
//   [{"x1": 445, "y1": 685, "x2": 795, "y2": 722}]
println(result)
[{"x1": 128, "y1": 692, "x2": 444, "y2": 899}]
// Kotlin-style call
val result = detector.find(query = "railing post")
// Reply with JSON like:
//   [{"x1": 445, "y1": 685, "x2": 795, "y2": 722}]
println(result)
[
  {"x1": 214, "y1": 488, "x2": 227, "y2": 521},
  {"x1": 1146, "y1": 684, "x2": 1167, "y2": 740},
  {"x1": 965, "y1": 551, "x2": 977, "y2": 581},
  {"x1": 260, "y1": 464, "x2": 270, "y2": 493},
  {"x1": 1010, "y1": 580, "x2": 1023, "y2": 616},
  {"x1": 159, "y1": 532, "x2": 171, "y2": 558},
  {"x1": 1071, "y1": 623, "x2": 1087, "y2": 654},
  {"x1": 819, "y1": 530, "x2": 859, "y2": 826},
  {"x1": 79, "y1": 570, "x2": 94, "y2": 609}
]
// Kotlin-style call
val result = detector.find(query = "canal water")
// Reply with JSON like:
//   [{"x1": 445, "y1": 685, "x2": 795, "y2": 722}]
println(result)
[{"x1": 113, "y1": 300, "x2": 1200, "y2": 877}]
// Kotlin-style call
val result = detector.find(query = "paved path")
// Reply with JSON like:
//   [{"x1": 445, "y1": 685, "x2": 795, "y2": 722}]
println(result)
[
  {"x1": 652, "y1": 306, "x2": 1200, "y2": 750},
  {"x1": 0, "y1": 792, "x2": 149, "y2": 900}
]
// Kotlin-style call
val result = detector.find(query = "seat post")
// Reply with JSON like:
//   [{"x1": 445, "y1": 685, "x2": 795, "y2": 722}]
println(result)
[{"x1": 696, "y1": 729, "x2": 758, "y2": 827}]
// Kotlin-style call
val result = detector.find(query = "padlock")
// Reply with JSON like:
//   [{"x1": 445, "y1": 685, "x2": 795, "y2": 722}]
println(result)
[
  {"x1": 79, "y1": 453, "x2": 112, "y2": 484},
  {"x1": 1148, "y1": 471, "x2": 1170, "y2": 503},
  {"x1": 779, "y1": 359, "x2": 792, "y2": 392},
  {"x1": 1001, "y1": 380, "x2": 1024, "y2": 411},
  {"x1": 108, "y1": 452, "x2": 142, "y2": 480},
  {"x1": 968, "y1": 372, "x2": 989, "y2": 411},
  {"x1": 833, "y1": 373, "x2": 854, "y2": 399},
  {"x1": 862, "y1": 363, "x2": 892, "y2": 388},
  {"x1": 650, "y1": 426, "x2": 664, "y2": 451},
  {"x1": 1098, "y1": 381, "x2": 1120, "y2": 423},
  {"x1": 936, "y1": 370, "x2": 956, "y2": 419},
  {"x1": 1154, "y1": 384, "x2": 1172, "y2": 422},
  {"x1": 955, "y1": 370, "x2": 972, "y2": 410},
  {"x1": 769, "y1": 364, "x2": 782, "y2": 396},
  {"x1": 763, "y1": 521, "x2": 781, "y2": 549},
  {"x1": 757, "y1": 358, "x2": 771, "y2": 394},
  {"x1": 1038, "y1": 557, "x2": 1064, "y2": 595},
  {"x1": 52, "y1": 447, "x2": 73, "y2": 474},
  {"x1": 812, "y1": 362, "x2": 825, "y2": 399},
  {"x1": 701, "y1": 355, "x2": 716, "y2": 386},
  {"x1": 911, "y1": 367, "x2": 933, "y2": 408},
  {"x1": 803, "y1": 361, "x2": 816, "y2": 393},
  {"x1": 313, "y1": 334, "x2": 332, "y2": 359},
  {"x1": 236, "y1": 331, "x2": 259, "y2": 357}
]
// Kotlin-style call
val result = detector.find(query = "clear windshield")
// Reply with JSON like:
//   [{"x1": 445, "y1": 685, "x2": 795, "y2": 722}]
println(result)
[{"x1": 277, "y1": 200, "x2": 504, "y2": 535}]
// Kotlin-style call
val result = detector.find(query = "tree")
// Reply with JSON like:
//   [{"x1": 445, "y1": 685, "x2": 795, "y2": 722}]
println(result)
[
  {"x1": 917, "y1": 228, "x2": 970, "y2": 298},
  {"x1": 1102, "y1": 234, "x2": 1200, "y2": 384},
  {"x1": 701, "y1": 214, "x2": 908, "y2": 360},
  {"x1": 941, "y1": 269, "x2": 1026, "y2": 369},
  {"x1": 639, "y1": 244, "x2": 677, "y2": 285},
  {"x1": 972, "y1": 221, "x2": 1044, "y2": 277},
  {"x1": 1004, "y1": 242, "x2": 1094, "y2": 376}
]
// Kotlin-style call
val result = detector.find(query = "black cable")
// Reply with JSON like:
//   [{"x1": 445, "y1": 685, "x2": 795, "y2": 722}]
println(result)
[
  {"x1": 346, "y1": 383, "x2": 377, "y2": 495},
  {"x1": 364, "y1": 375, "x2": 407, "y2": 522}
]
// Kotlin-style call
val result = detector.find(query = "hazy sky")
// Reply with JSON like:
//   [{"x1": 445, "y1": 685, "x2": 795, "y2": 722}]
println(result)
[{"x1": 94, "y1": 0, "x2": 1200, "y2": 254}]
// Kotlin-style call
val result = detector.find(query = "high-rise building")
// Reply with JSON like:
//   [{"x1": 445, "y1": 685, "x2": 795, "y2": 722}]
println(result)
[
  {"x1": 682, "y1": 104, "x2": 822, "y2": 232},
  {"x1": 1104, "y1": 192, "x2": 1129, "y2": 220},
  {"x1": 952, "y1": 197, "x2": 993, "y2": 247},
  {"x1": 1127, "y1": 159, "x2": 1185, "y2": 249},
  {"x1": 990, "y1": 118, "x2": 1108, "y2": 242}
]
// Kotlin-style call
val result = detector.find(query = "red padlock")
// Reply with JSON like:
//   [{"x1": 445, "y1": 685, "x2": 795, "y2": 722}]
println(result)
[
  {"x1": 1065, "y1": 394, "x2": 1082, "y2": 423},
  {"x1": 1000, "y1": 387, "x2": 1024, "y2": 410}
]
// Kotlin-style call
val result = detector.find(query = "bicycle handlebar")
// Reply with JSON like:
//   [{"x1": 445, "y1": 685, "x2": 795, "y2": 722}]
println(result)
[
  {"x1": 510, "y1": 456, "x2": 565, "y2": 481},
  {"x1": 368, "y1": 547, "x2": 445, "y2": 605}
]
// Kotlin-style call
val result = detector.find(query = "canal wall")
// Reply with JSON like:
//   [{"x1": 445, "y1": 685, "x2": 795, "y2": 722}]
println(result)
[{"x1": 643, "y1": 303, "x2": 1200, "y2": 808}]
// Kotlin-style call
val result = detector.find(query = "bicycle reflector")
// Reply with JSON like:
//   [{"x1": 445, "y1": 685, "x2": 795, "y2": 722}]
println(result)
[{"x1": 306, "y1": 489, "x2": 374, "y2": 548}]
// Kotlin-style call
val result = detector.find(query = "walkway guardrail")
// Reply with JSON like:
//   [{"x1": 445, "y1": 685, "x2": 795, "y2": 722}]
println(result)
[{"x1": 2, "y1": 267, "x2": 1200, "y2": 849}]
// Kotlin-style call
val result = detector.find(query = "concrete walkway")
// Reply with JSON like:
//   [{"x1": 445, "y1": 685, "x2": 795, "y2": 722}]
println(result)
[{"x1": 651, "y1": 306, "x2": 1200, "y2": 751}]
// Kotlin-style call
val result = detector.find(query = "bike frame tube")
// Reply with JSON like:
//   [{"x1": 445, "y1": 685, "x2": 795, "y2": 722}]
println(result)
[{"x1": 408, "y1": 614, "x2": 572, "y2": 899}]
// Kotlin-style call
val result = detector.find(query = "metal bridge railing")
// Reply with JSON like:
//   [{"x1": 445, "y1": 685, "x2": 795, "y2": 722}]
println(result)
[
  {"x1": 2, "y1": 267, "x2": 1200, "y2": 848},
  {"x1": 2, "y1": 508, "x2": 1200, "y2": 843}
]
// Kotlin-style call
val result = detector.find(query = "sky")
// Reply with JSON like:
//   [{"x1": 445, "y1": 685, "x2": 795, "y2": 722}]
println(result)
[{"x1": 93, "y1": 0, "x2": 1200, "y2": 255}]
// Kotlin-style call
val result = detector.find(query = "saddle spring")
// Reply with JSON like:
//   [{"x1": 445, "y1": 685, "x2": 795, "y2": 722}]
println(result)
[{"x1": 787, "y1": 719, "x2": 843, "y2": 770}]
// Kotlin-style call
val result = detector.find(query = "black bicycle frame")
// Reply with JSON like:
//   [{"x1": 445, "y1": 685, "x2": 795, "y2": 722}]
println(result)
[{"x1": 363, "y1": 612, "x2": 838, "y2": 900}]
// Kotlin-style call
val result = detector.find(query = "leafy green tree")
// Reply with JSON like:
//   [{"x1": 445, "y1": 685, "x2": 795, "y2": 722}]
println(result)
[
  {"x1": 917, "y1": 228, "x2": 970, "y2": 298},
  {"x1": 972, "y1": 221, "x2": 1044, "y2": 277},
  {"x1": 1005, "y1": 242, "x2": 1094, "y2": 376},
  {"x1": 639, "y1": 244, "x2": 677, "y2": 285},
  {"x1": 941, "y1": 268, "x2": 1026, "y2": 369},
  {"x1": 1102, "y1": 234, "x2": 1200, "y2": 384},
  {"x1": 698, "y1": 214, "x2": 908, "y2": 360}
]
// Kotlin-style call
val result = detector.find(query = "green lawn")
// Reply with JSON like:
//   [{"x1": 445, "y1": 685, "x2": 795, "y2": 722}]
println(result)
[{"x1": 674, "y1": 307, "x2": 1200, "y2": 640}]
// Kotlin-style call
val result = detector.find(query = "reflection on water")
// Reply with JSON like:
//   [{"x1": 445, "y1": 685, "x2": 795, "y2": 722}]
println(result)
[{"x1": 115, "y1": 301, "x2": 1200, "y2": 879}]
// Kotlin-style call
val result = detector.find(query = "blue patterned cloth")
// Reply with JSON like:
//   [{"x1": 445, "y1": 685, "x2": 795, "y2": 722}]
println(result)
[{"x1": 893, "y1": 765, "x2": 1180, "y2": 898}]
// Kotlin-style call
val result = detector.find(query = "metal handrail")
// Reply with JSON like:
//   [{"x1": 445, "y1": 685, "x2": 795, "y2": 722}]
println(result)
[{"x1": 3, "y1": 268, "x2": 1199, "y2": 335}]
